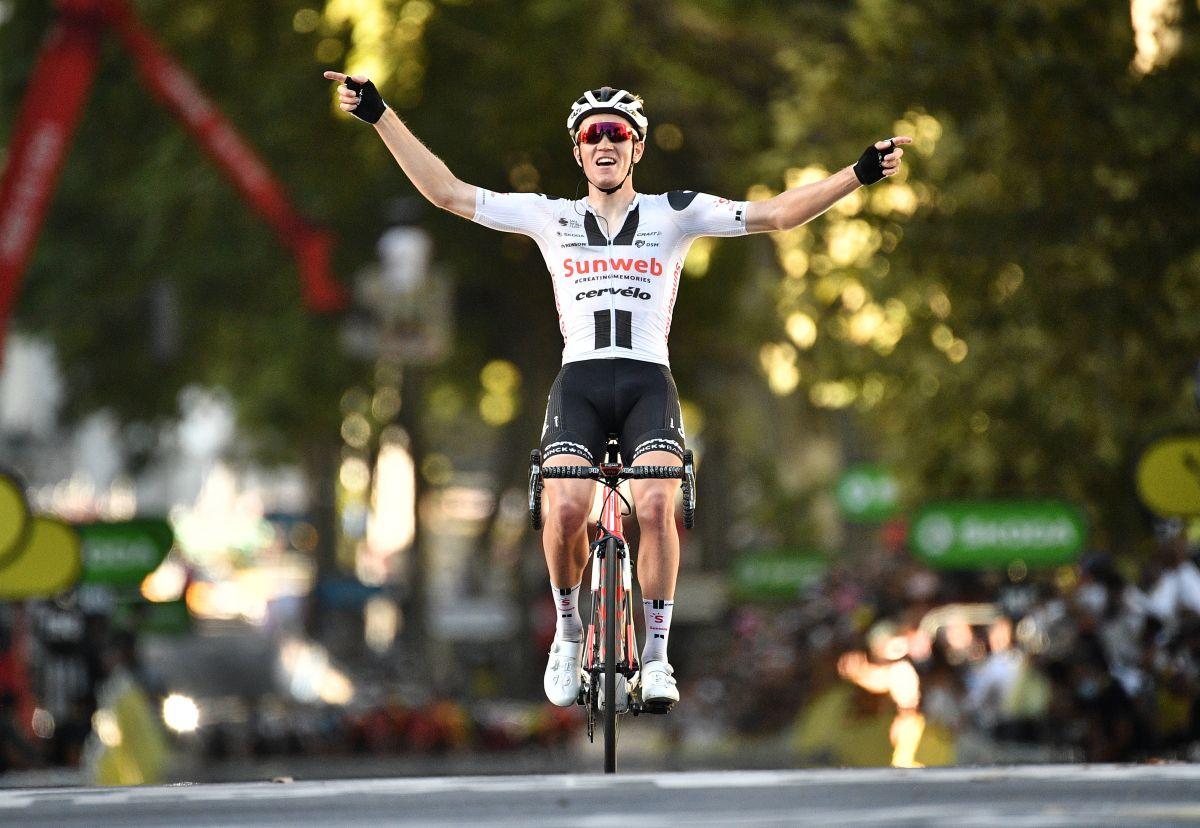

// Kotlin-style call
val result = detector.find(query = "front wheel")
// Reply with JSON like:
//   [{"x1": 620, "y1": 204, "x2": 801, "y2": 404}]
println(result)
[
  {"x1": 681, "y1": 449, "x2": 696, "y2": 529},
  {"x1": 603, "y1": 535, "x2": 618, "y2": 774},
  {"x1": 528, "y1": 450, "x2": 543, "y2": 530}
]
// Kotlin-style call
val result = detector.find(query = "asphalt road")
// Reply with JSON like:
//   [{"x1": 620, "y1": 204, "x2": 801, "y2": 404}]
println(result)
[{"x1": 3, "y1": 765, "x2": 1199, "y2": 827}]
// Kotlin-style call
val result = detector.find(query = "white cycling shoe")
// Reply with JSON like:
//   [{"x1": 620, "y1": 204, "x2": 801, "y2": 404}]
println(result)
[
  {"x1": 544, "y1": 634, "x2": 584, "y2": 707},
  {"x1": 639, "y1": 660, "x2": 679, "y2": 713}
]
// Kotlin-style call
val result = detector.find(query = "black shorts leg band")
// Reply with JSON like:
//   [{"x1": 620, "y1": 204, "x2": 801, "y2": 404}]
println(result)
[
  {"x1": 541, "y1": 438, "x2": 595, "y2": 464},
  {"x1": 628, "y1": 431, "x2": 685, "y2": 462}
]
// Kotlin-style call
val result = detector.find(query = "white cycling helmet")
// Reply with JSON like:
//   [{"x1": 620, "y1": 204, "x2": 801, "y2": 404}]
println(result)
[{"x1": 567, "y1": 87, "x2": 648, "y2": 142}]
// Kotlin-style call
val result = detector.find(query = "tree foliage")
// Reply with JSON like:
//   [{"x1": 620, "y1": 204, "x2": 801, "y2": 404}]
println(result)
[
  {"x1": 1, "y1": 0, "x2": 384, "y2": 458},
  {"x1": 755, "y1": 1, "x2": 1200, "y2": 545},
  {"x1": 3, "y1": 0, "x2": 1197, "y2": 549}
]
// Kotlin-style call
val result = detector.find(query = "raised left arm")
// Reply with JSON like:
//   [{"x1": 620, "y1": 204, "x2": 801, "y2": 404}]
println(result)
[{"x1": 745, "y1": 136, "x2": 911, "y2": 234}]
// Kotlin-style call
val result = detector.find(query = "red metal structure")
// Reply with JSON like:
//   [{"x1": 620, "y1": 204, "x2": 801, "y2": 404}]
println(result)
[{"x1": 0, "y1": 0, "x2": 345, "y2": 361}]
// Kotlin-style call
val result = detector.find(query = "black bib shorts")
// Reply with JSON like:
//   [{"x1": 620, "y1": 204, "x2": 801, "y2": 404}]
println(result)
[{"x1": 539, "y1": 358, "x2": 685, "y2": 465}]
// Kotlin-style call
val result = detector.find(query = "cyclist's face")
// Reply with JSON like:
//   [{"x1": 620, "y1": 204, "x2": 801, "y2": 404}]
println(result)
[{"x1": 574, "y1": 114, "x2": 643, "y2": 185}]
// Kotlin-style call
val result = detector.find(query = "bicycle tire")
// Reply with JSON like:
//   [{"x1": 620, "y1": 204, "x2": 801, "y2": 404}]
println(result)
[
  {"x1": 529, "y1": 450, "x2": 543, "y2": 530},
  {"x1": 682, "y1": 449, "x2": 696, "y2": 529},
  {"x1": 603, "y1": 535, "x2": 618, "y2": 774}
]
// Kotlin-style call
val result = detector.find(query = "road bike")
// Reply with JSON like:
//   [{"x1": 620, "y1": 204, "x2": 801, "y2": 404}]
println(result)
[{"x1": 529, "y1": 438, "x2": 695, "y2": 773}]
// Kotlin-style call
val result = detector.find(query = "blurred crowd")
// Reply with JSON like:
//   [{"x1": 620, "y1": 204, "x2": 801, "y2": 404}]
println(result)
[
  {"x1": 0, "y1": 598, "x2": 158, "y2": 776},
  {"x1": 194, "y1": 693, "x2": 577, "y2": 765},
  {"x1": 5, "y1": 518, "x2": 1200, "y2": 777},
  {"x1": 0, "y1": 598, "x2": 578, "y2": 779},
  {"x1": 677, "y1": 518, "x2": 1200, "y2": 766}
]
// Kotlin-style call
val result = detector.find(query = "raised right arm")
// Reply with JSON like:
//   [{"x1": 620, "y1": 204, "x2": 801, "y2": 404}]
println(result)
[
  {"x1": 325, "y1": 71, "x2": 476, "y2": 219},
  {"x1": 372, "y1": 108, "x2": 476, "y2": 219}
]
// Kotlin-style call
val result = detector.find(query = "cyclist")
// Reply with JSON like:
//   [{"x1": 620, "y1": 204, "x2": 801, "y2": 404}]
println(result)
[{"x1": 324, "y1": 71, "x2": 909, "y2": 711}]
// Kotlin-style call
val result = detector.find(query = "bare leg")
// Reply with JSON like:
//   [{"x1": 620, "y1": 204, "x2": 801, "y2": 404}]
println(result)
[
  {"x1": 541, "y1": 456, "x2": 593, "y2": 587},
  {"x1": 540, "y1": 457, "x2": 594, "y2": 706},
  {"x1": 629, "y1": 450, "x2": 682, "y2": 600}
]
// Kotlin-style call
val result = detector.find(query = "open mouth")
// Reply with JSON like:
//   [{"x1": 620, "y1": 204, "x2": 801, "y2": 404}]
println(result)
[{"x1": 595, "y1": 157, "x2": 617, "y2": 167}]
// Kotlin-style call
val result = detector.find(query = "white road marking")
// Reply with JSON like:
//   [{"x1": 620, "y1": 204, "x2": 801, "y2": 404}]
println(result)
[{"x1": 2, "y1": 765, "x2": 1198, "y2": 815}]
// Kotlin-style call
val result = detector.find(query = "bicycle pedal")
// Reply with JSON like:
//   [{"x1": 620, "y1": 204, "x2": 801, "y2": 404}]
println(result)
[{"x1": 641, "y1": 698, "x2": 675, "y2": 715}]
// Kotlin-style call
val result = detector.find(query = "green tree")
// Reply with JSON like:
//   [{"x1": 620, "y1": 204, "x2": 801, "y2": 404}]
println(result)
[
  {"x1": 756, "y1": 0, "x2": 1200, "y2": 546},
  {"x1": 1, "y1": 0, "x2": 382, "y2": 459},
  {"x1": 7, "y1": 0, "x2": 1196, "y2": 562}
]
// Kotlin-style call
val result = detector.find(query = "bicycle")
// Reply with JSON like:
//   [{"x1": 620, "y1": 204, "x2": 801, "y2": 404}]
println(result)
[{"x1": 529, "y1": 438, "x2": 696, "y2": 774}]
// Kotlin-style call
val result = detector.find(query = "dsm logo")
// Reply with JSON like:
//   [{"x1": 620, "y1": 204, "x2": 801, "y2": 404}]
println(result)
[{"x1": 635, "y1": 239, "x2": 645, "y2": 248}]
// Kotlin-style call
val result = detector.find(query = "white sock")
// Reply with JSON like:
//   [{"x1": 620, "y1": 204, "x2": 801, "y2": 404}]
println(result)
[
  {"x1": 552, "y1": 581, "x2": 583, "y2": 642},
  {"x1": 642, "y1": 599, "x2": 674, "y2": 664}
]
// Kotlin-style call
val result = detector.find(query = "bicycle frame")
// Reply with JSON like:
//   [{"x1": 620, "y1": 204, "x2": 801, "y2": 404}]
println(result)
[{"x1": 583, "y1": 473, "x2": 641, "y2": 711}]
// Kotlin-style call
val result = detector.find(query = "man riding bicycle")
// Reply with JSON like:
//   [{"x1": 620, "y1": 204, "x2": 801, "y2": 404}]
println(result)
[{"x1": 323, "y1": 70, "x2": 909, "y2": 711}]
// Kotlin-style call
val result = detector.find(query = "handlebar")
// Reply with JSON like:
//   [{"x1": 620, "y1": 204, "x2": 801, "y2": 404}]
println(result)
[
  {"x1": 530, "y1": 449, "x2": 696, "y2": 530},
  {"x1": 540, "y1": 465, "x2": 684, "y2": 481}
]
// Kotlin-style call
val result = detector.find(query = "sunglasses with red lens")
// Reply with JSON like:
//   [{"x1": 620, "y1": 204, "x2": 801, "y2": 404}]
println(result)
[{"x1": 577, "y1": 121, "x2": 636, "y2": 145}]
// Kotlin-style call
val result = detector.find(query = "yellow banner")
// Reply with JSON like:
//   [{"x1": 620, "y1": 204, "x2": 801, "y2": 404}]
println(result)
[
  {"x1": 1136, "y1": 434, "x2": 1200, "y2": 517},
  {"x1": 0, "y1": 472, "x2": 30, "y2": 568},
  {"x1": 0, "y1": 517, "x2": 83, "y2": 599}
]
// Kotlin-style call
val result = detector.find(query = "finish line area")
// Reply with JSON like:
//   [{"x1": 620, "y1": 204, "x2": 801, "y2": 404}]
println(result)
[{"x1": 3, "y1": 765, "x2": 1200, "y2": 827}]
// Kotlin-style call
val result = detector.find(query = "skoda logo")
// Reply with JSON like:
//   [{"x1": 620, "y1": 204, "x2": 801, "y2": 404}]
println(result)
[{"x1": 915, "y1": 515, "x2": 955, "y2": 556}]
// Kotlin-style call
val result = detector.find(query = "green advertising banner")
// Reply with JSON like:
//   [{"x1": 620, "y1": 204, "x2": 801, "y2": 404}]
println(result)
[
  {"x1": 0, "y1": 472, "x2": 31, "y2": 569},
  {"x1": 0, "y1": 518, "x2": 83, "y2": 600},
  {"x1": 910, "y1": 500, "x2": 1087, "y2": 569},
  {"x1": 77, "y1": 519, "x2": 174, "y2": 587},
  {"x1": 733, "y1": 550, "x2": 828, "y2": 601},
  {"x1": 1135, "y1": 434, "x2": 1200, "y2": 517},
  {"x1": 115, "y1": 598, "x2": 192, "y2": 636},
  {"x1": 835, "y1": 464, "x2": 900, "y2": 523}
]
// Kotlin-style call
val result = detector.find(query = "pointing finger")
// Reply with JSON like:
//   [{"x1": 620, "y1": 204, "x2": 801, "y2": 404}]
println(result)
[{"x1": 323, "y1": 70, "x2": 346, "y2": 82}]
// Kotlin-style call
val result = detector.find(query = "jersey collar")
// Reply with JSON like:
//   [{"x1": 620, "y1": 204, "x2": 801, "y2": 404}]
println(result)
[
  {"x1": 580, "y1": 193, "x2": 641, "y2": 244},
  {"x1": 580, "y1": 192, "x2": 641, "y2": 216}
]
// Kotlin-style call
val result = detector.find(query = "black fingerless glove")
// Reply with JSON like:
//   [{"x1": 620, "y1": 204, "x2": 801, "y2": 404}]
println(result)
[
  {"x1": 345, "y1": 78, "x2": 387, "y2": 124},
  {"x1": 853, "y1": 141, "x2": 894, "y2": 186}
]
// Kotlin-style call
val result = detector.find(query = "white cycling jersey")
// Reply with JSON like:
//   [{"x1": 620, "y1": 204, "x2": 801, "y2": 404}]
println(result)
[{"x1": 472, "y1": 189, "x2": 748, "y2": 366}]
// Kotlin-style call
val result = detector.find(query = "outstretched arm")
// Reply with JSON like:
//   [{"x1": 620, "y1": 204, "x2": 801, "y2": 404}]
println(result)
[
  {"x1": 324, "y1": 71, "x2": 476, "y2": 219},
  {"x1": 744, "y1": 137, "x2": 911, "y2": 233}
]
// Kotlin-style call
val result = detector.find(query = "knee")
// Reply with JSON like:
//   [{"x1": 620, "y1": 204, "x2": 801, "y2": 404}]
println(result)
[
  {"x1": 547, "y1": 495, "x2": 590, "y2": 533},
  {"x1": 636, "y1": 490, "x2": 675, "y2": 531}
]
